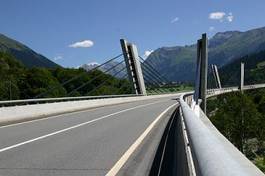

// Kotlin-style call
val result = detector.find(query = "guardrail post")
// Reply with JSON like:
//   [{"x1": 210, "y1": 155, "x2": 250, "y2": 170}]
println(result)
[
  {"x1": 240, "y1": 62, "x2": 244, "y2": 92},
  {"x1": 120, "y1": 39, "x2": 146, "y2": 95}
]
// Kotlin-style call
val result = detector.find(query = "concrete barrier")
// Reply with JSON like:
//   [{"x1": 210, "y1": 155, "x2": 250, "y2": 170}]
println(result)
[{"x1": 0, "y1": 93, "x2": 182, "y2": 126}]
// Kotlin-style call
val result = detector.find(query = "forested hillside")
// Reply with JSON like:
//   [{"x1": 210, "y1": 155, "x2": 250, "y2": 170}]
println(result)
[
  {"x1": 207, "y1": 89, "x2": 265, "y2": 172},
  {"x1": 209, "y1": 50, "x2": 265, "y2": 88},
  {"x1": 0, "y1": 52, "x2": 132, "y2": 101},
  {"x1": 146, "y1": 26, "x2": 265, "y2": 82}
]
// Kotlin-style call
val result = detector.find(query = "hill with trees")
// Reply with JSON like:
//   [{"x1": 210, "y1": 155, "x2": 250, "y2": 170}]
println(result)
[
  {"x1": 0, "y1": 33, "x2": 59, "y2": 68},
  {"x1": 207, "y1": 89, "x2": 265, "y2": 172},
  {"x1": 0, "y1": 52, "x2": 132, "y2": 101},
  {"x1": 146, "y1": 26, "x2": 265, "y2": 82},
  {"x1": 209, "y1": 49, "x2": 265, "y2": 88}
]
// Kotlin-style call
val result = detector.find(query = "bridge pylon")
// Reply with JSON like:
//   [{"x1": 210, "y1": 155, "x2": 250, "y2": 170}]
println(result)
[
  {"x1": 240, "y1": 62, "x2": 244, "y2": 92},
  {"x1": 194, "y1": 33, "x2": 208, "y2": 113},
  {"x1": 120, "y1": 39, "x2": 146, "y2": 95},
  {"x1": 211, "y1": 64, "x2": 222, "y2": 89}
]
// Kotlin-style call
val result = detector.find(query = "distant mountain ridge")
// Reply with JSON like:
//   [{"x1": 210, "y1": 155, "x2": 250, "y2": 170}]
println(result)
[
  {"x1": 146, "y1": 26, "x2": 265, "y2": 82},
  {"x1": 214, "y1": 49, "x2": 265, "y2": 87},
  {"x1": 0, "y1": 33, "x2": 59, "y2": 68},
  {"x1": 81, "y1": 61, "x2": 126, "y2": 78}
]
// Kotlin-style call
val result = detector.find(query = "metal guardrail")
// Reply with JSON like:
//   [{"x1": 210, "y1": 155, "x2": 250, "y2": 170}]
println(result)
[
  {"x1": 1, "y1": 84, "x2": 265, "y2": 107},
  {"x1": 179, "y1": 93, "x2": 264, "y2": 176},
  {"x1": 0, "y1": 94, "x2": 142, "y2": 107},
  {"x1": 206, "y1": 87, "x2": 238, "y2": 98},
  {"x1": 243, "y1": 83, "x2": 265, "y2": 90},
  {"x1": 206, "y1": 84, "x2": 265, "y2": 98},
  {"x1": 0, "y1": 89, "x2": 193, "y2": 107}
]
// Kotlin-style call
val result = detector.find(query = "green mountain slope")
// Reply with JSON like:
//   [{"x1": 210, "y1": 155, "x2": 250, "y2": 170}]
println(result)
[
  {"x1": 0, "y1": 52, "x2": 131, "y2": 100},
  {"x1": 212, "y1": 50, "x2": 265, "y2": 87},
  {"x1": 146, "y1": 26, "x2": 265, "y2": 82},
  {"x1": 0, "y1": 33, "x2": 59, "y2": 68}
]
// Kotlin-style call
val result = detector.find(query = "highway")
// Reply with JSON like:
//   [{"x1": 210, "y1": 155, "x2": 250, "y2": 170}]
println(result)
[{"x1": 0, "y1": 95, "x2": 179, "y2": 176}]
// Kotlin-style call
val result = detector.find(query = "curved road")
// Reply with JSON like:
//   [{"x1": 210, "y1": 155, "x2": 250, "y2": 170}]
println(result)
[{"x1": 0, "y1": 95, "x2": 179, "y2": 176}]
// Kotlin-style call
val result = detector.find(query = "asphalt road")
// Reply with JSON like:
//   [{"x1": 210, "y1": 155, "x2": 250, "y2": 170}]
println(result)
[{"x1": 0, "y1": 95, "x2": 179, "y2": 176}]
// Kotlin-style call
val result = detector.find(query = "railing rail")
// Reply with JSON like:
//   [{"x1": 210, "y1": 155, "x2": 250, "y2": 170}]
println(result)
[
  {"x1": 178, "y1": 84, "x2": 265, "y2": 175},
  {"x1": 1, "y1": 83, "x2": 265, "y2": 107},
  {"x1": 179, "y1": 93, "x2": 264, "y2": 176},
  {"x1": 206, "y1": 83, "x2": 265, "y2": 98}
]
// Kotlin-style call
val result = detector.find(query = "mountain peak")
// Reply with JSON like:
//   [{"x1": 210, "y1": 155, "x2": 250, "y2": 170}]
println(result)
[
  {"x1": 81, "y1": 62, "x2": 99, "y2": 71},
  {"x1": 212, "y1": 31, "x2": 242, "y2": 40},
  {"x1": 80, "y1": 61, "x2": 126, "y2": 78},
  {"x1": 0, "y1": 33, "x2": 59, "y2": 68},
  {"x1": 146, "y1": 26, "x2": 265, "y2": 82},
  {"x1": 209, "y1": 31, "x2": 242, "y2": 48}
]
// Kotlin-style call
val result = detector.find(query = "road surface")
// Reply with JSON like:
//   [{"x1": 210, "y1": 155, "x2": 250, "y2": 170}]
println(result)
[{"x1": 0, "y1": 95, "x2": 179, "y2": 176}]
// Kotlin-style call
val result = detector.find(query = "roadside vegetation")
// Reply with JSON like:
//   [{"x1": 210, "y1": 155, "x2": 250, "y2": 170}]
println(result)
[
  {"x1": 146, "y1": 84, "x2": 193, "y2": 95},
  {"x1": 207, "y1": 89, "x2": 265, "y2": 172},
  {"x1": 0, "y1": 51, "x2": 193, "y2": 101}
]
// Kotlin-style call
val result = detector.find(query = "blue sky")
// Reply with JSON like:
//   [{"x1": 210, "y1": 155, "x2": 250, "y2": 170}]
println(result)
[{"x1": 1, "y1": 0, "x2": 265, "y2": 67}]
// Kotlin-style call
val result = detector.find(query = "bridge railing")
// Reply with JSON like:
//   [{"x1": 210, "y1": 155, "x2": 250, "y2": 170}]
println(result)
[
  {"x1": 243, "y1": 83, "x2": 265, "y2": 91},
  {"x1": 179, "y1": 88, "x2": 265, "y2": 176},
  {"x1": 206, "y1": 83, "x2": 265, "y2": 98},
  {"x1": 206, "y1": 87, "x2": 238, "y2": 98},
  {"x1": 0, "y1": 94, "x2": 142, "y2": 107}
]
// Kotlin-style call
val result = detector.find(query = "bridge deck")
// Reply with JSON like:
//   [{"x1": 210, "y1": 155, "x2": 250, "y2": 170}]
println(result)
[{"x1": 0, "y1": 96, "x2": 178, "y2": 176}]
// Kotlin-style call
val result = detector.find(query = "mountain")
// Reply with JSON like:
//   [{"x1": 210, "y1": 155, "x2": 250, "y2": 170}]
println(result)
[
  {"x1": 210, "y1": 49, "x2": 265, "y2": 88},
  {"x1": 146, "y1": 26, "x2": 265, "y2": 82},
  {"x1": 81, "y1": 62, "x2": 99, "y2": 71},
  {"x1": 0, "y1": 33, "x2": 59, "y2": 68},
  {"x1": 0, "y1": 51, "x2": 132, "y2": 100},
  {"x1": 81, "y1": 61, "x2": 127, "y2": 79}
]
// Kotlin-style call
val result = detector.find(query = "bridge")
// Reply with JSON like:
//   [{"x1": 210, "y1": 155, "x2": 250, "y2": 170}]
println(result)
[{"x1": 0, "y1": 34, "x2": 264, "y2": 176}]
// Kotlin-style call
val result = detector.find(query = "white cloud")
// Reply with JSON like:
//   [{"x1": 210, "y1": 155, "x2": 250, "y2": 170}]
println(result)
[
  {"x1": 69, "y1": 40, "x2": 94, "y2": 48},
  {"x1": 171, "y1": 17, "x2": 179, "y2": 23},
  {"x1": 209, "y1": 12, "x2": 226, "y2": 21},
  {"x1": 209, "y1": 11, "x2": 234, "y2": 23},
  {"x1": 227, "y1": 12, "x2": 234, "y2": 22},
  {"x1": 143, "y1": 50, "x2": 154, "y2": 58},
  {"x1": 209, "y1": 26, "x2": 215, "y2": 32},
  {"x1": 53, "y1": 55, "x2": 63, "y2": 61}
]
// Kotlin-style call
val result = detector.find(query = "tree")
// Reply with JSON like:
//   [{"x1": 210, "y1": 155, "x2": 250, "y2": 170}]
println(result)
[
  {"x1": 211, "y1": 92, "x2": 261, "y2": 152},
  {"x1": 22, "y1": 68, "x2": 67, "y2": 98}
]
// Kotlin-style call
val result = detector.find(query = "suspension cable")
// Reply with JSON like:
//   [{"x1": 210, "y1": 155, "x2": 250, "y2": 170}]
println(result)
[
  {"x1": 141, "y1": 65, "x2": 165, "y2": 86},
  {"x1": 85, "y1": 67, "x2": 127, "y2": 95},
  {"x1": 34, "y1": 53, "x2": 123, "y2": 98},
  {"x1": 142, "y1": 72, "x2": 166, "y2": 94},
  {"x1": 139, "y1": 56, "x2": 170, "y2": 83},
  {"x1": 138, "y1": 58, "x2": 168, "y2": 85},
  {"x1": 66, "y1": 60, "x2": 125, "y2": 96},
  {"x1": 113, "y1": 73, "x2": 135, "y2": 95},
  {"x1": 141, "y1": 64, "x2": 166, "y2": 84}
]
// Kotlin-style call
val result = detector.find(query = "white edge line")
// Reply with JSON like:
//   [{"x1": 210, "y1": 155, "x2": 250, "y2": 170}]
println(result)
[
  {"x1": 0, "y1": 106, "x2": 104, "y2": 129},
  {"x1": 0, "y1": 101, "x2": 163, "y2": 153},
  {"x1": 106, "y1": 103, "x2": 178, "y2": 176},
  {"x1": 0, "y1": 98, "x2": 167, "y2": 129}
]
